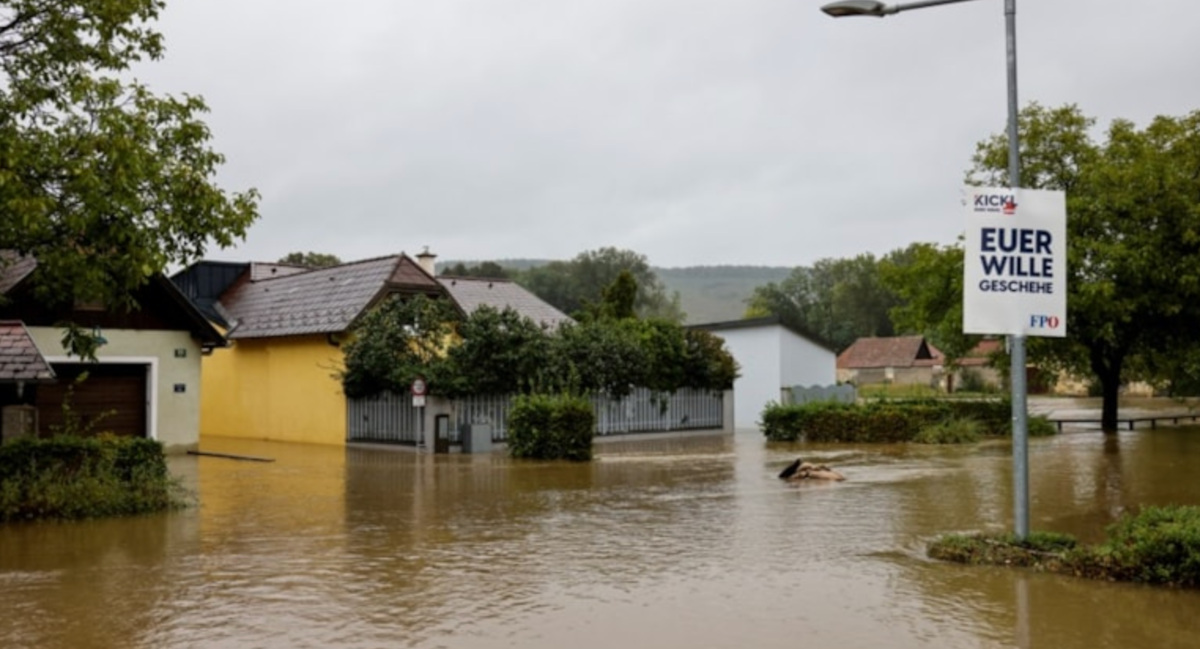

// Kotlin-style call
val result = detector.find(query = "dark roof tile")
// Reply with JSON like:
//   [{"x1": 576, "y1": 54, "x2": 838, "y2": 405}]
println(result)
[
  {"x1": 220, "y1": 254, "x2": 441, "y2": 339},
  {"x1": 837, "y1": 336, "x2": 942, "y2": 369},
  {"x1": 0, "y1": 320, "x2": 55, "y2": 382},
  {"x1": 437, "y1": 277, "x2": 573, "y2": 328}
]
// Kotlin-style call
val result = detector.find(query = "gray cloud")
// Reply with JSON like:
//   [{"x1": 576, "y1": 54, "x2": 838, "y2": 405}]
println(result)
[{"x1": 137, "y1": 0, "x2": 1200, "y2": 267}]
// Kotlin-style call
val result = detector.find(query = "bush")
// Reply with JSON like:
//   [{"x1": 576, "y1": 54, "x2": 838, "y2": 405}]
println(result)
[
  {"x1": 1078, "y1": 505, "x2": 1200, "y2": 587},
  {"x1": 507, "y1": 393, "x2": 595, "y2": 461},
  {"x1": 913, "y1": 417, "x2": 983, "y2": 444},
  {"x1": 762, "y1": 400, "x2": 956, "y2": 443},
  {"x1": 1027, "y1": 415, "x2": 1057, "y2": 438},
  {"x1": 0, "y1": 436, "x2": 185, "y2": 522}
]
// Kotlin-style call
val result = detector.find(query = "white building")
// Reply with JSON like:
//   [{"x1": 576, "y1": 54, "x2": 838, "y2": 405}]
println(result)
[{"x1": 694, "y1": 316, "x2": 837, "y2": 430}]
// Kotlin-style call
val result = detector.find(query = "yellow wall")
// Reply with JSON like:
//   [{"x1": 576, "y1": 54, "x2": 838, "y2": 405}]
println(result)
[{"x1": 200, "y1": 334, "x2": 347, "y2": 446}]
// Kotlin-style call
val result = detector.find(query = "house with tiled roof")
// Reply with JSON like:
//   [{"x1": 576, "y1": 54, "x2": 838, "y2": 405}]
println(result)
[
  {"x1": 173, "y1": 253, "x2": 445, "y2": 445},
  {"x1": 836, "y1": 335, "x2": 945, "y2": 388},
  {"x1": 172, "y1": 249, "x2": 572, "y2": 446},
  {"x1": 1, "y1": 253, "x2": 226, "y2": 450}
]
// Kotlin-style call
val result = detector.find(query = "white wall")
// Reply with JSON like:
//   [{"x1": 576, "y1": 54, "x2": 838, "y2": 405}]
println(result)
[
  {"x1": 709, "y1": 327, "x2": 780, "y2": 430},
  {"x1": 779, "y1": 328, "x2": 836, "y2": 389}
]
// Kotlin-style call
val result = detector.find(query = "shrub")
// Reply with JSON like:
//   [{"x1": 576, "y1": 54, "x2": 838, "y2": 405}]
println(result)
[
  {"x1": 508, "y1": 393, "x2": 595, "y2": 461},
  {"x1": 0, "y1": 436, "x2": 185, "y2": 522},
  {"x1": 913, "y1": 417, "x2": 983, "y2": 444},
  {"x1": 761, "y1": 400, "x2": 950, "y2": 443},
  {"x1": 1078, "y1": 505, "x2": 1200, "y2": 587},
  {"x1": 1027, "y1": 415, "x2": 1057, "y2": 438}
]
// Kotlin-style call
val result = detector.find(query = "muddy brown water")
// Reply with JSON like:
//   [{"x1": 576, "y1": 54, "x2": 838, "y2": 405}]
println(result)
[{"x1": 3, "y1": 399, "x2": 1200, "y2": 648}]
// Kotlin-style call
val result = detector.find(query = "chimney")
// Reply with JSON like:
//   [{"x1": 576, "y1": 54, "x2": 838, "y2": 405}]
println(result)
[{"x1": 415, "y1": 246, "x2": 437, "y2": 276}]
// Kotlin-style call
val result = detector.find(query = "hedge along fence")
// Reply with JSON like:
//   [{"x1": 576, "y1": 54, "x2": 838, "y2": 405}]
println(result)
[
  {"x1": 0, "y1": 436, "x2": 186, "y2": 522},
  {"x1": 507, "y1": 393, "x2": 596, "y2": 461},
  {"x1": 760, "y1": 399, "x2": 1041, "y2": 443}
]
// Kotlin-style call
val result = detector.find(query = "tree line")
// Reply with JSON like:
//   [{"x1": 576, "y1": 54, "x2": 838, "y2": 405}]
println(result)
[{"x1": 749, "y1": 103, "x2": 1200, "y2": 433}]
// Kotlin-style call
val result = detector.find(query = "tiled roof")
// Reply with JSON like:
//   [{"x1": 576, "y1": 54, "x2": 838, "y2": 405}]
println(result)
[
  {"x1": 220, "y1": 255, "x2": 440, "y2": 339},
  {"x1": 437, "y1": 277, "x2": 573, "y2": 328},
  {"x1": 0, "y1": 253, "x2": 37, "y2": 295},
  {"x1": 837, "y1": 335, "x2": 941, "y2": 369},
  {"x1": 0, "y1": 320, "x2": 55, "y2": 382},
  {"x1": 959, "y1": 338, "x2": 1003, "y2": 367},
  {"x1": 249, "y1": 262, "x2": 310, "y2": 282}
]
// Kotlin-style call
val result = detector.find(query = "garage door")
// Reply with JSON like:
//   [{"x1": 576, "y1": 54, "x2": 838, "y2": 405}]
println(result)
[{"x1": 36, "y1": 363, "x2": 148, "y2": 438}]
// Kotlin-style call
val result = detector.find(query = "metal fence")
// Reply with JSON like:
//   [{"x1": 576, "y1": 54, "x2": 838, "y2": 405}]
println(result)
[
  {"x1": 785, "y1": 384, "x2": 857, "y2": 406},
  {"x1": 347, "y1": 387, "x2": 725, "y2": 445},
  {"x1": 346, "y1": 391, "x2": 421, "y2": 444}
]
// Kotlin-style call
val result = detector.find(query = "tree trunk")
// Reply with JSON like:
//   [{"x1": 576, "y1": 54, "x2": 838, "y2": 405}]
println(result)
[
  {"x1": 1099, "y1": 371, "x2": 1121, "y2": 433},
  {"x1": 1091, "y1": 347, "x2": 1125, "y2": 434}
]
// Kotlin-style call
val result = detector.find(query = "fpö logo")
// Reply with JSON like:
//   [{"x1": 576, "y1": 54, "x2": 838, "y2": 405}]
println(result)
[
  {"x1": 974, "y1": 193, "x2": 1018, "y2": 215},
  {"x1": 1029, "y1": 314, "x2": 1061, "y2": 330}
]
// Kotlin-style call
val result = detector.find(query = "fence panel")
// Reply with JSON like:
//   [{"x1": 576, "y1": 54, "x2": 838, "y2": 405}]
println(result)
[
  {"x1": 787, "y1": 384, "x2": 857, "y2": 406},
  {"x1": 348, "y1": 388, "x2": 726, "y2": 445},
  {"x1": 346, "y1": 391, "x2": 420, "y2": 443},
  {"x1": 453, "y1": 394, "x2": 513, "y2": 442}
]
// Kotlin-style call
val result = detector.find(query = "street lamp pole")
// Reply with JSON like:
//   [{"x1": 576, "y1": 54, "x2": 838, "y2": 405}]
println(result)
[{"x1": 821, "y1": 0, "x2": 1029, "y2": 538}]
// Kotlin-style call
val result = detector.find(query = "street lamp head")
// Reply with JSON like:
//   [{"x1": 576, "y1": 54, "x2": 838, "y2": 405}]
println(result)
[{"x1": 820, "y1": 1, "x2": 893, "y2": 17}]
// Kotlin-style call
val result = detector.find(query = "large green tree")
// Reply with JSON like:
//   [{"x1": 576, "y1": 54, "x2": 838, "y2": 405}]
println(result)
[
  {"x1": 745, "y1": 252, "x2": 902, "y2": 351},
  {"x1": 0, "y1": 1, "x2": 259, "y2": 325},
  {"x1": 518, "y1": 247, "x2": 683, "y2": 321},
  {"x1": 971, "y1": 103, "x2": 1200, "y2": 430}
]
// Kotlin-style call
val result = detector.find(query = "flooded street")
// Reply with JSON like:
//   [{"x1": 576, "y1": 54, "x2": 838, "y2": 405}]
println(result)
[{"x1": 3, "y1": 405, "x2": 1200, "y2": 648}]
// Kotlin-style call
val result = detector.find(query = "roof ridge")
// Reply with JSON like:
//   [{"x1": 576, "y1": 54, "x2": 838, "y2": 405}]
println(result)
[{"x1": 249, "y1": 254, "x2": 404, "y2": 283}]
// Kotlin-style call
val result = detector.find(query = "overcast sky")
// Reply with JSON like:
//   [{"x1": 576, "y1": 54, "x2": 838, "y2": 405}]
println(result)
[{"x1": 137, "y1": 0, "x2": 1200, "y2": 269}]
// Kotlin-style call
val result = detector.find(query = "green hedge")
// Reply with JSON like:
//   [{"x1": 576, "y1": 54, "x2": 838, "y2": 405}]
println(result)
[
  {"x1": 0, "y1": 436, "x2": 184, "y2": 522},
  {"x1": 507, "y1": 393, "x2": 595, "y2": 461},
  {"x1": 761, "y1": 399, "x2": 1053, "y2": 443}
]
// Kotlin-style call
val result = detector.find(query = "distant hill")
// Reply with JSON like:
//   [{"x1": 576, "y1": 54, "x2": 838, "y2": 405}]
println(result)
[
  {"x1": 437, "y1": 260, "x2": 792, "y2": 325},
  {"x1": 655, "y1": 266, "x2": 792, "y2": 324}
]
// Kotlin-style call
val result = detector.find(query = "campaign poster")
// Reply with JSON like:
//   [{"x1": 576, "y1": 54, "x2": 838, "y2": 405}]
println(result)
[{"x1": 963, "y1": 186, "x2": 1067, "y2": 337}]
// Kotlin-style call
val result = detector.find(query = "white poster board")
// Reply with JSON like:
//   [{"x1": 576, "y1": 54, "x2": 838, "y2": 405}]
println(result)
[{"x1": 963, "y1": 186, "x2": 1067, "y2": 337}]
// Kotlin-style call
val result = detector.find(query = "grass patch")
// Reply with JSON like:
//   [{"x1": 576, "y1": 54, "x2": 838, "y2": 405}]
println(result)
[
  {"x1": 913, "y1": 417, "x2": 983, "y2": 444},
  {"x1": 927, "y1": 505, "x2": 1200, "y2": 588}
]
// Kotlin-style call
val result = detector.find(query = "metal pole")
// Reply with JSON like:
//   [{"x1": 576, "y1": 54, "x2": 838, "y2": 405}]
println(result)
[{"x1": 1005, "y1": 0, "x2": 1029, "y2": 540}]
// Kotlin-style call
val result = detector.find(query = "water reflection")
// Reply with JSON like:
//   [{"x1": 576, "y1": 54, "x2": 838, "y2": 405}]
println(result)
[{"x1": 2, "y1": 427, "x2": 1200, "y2": 648}]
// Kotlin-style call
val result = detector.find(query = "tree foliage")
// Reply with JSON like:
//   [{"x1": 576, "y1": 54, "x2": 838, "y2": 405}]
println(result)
[
  {"x1": 440, "y1": 261, "x2": 512, "y2": 279},
  {"x1": 970, "y1": 103, "x2": 1200, "y2": 429},
  {"x1": 0, "y1": 0, "x2": 259, "y2": 319},
  {"x1": 278, "y1": 251, "x2": 342, "y2": 268},
  {"x1": 339, "y1": 295, "x2": 460, "y2": 399},
  {"x1": 341, "y1": 299, "x2": 737, "y2": 399},
  {"x1": 745, "y1": 252, "x2": 902, "y2": 351},
  {"x1": 878, "y1": 242, "x2": 980, "y2": 366},
  {"x1": 518, "y1": 247, "x2": 683, "y2": 321}
]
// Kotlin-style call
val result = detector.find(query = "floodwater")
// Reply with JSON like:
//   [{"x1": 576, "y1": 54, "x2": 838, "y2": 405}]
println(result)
[{"x1": 3, "y1": 401, "x2": 1200, "y2": 649}]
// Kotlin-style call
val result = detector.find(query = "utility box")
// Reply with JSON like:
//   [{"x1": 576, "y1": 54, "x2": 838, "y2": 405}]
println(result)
[
  {"x1": 461, "y1": 422, "x2": 492, "y2": 454},
  {"x1": 1, "y1": 405, "x2": 38, "y2": 443}
]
